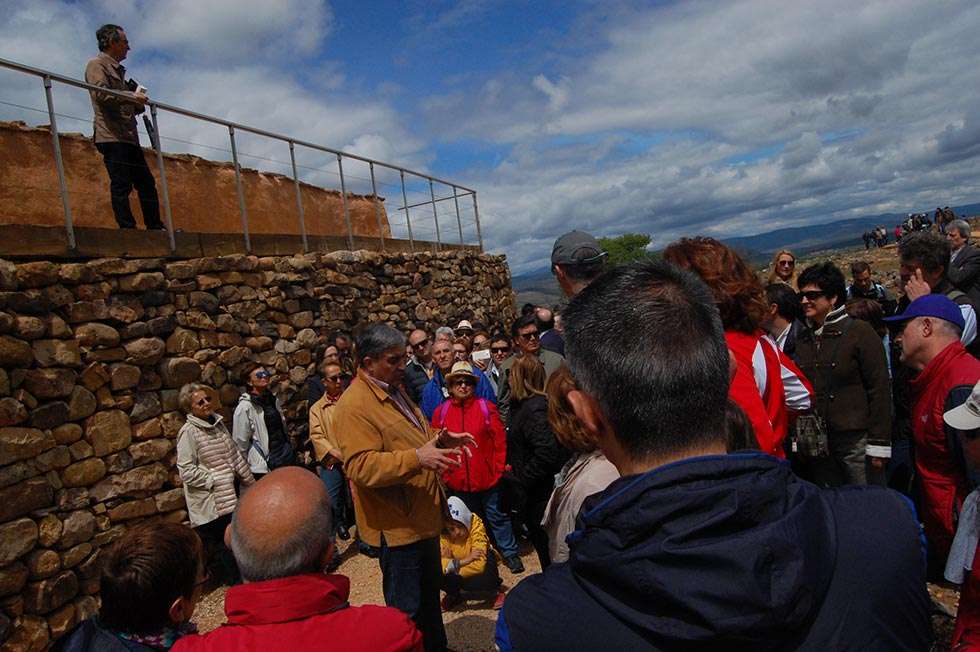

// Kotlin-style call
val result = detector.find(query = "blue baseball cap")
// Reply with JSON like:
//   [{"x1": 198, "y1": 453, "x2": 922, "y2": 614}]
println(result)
[{"x1": 883, "y1": 294, "x2": 965, "y2": 331}]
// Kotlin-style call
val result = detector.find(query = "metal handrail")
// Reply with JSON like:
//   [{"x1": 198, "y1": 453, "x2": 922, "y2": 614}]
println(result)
[{"x1": 0, "y1": 56, "x2": 484, "y2": 253}]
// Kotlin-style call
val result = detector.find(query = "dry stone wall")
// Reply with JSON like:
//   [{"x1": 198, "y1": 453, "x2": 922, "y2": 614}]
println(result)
[{"x1": 0, "y1": 249, "x2": 513, "y2": 651}]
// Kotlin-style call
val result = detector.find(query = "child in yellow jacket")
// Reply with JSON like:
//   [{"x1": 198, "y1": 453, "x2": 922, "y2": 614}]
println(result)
[{"x1": 440, "y1": 496, "x2": 505, "y2": 610}]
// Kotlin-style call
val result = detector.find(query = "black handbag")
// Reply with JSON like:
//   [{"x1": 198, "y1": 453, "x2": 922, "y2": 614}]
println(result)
[{"x1": 795, "y1": 320, "x2": 852, "y2": 459}]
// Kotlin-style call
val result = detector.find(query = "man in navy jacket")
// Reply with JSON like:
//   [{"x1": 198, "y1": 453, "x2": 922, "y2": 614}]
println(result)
[{"x1": 496, "y1": 260, "x2": 932, "y2": 651}]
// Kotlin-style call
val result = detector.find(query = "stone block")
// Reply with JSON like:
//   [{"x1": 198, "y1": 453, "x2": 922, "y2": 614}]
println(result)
[
  {"x1": 0, "y1": 519, "x2": 38, "y2": 566},
  {"x1": 24, "y1": 570, "x2": 78, "y2": 614},
  {"x1": 46, "y1": 315, "x2": 72, "y2": 339},
  {"x1": 130, "y1": 393, "x2": 162, "y2": 423},
  {"x1": 189, "y1": 291, "x2": 219, "y2": 314},
  {"x1": 0, "y1": 461, "x2": 37, "y2": 490},
  {"x1": 107, "y1": 363, "x2": 141, "y2": 392},
  {"x1": 16, "y1": 262, "x2": 58, "y2": 289},
  {"x1": 165, "y1": 327, "x2": 200, "y2": 354},
  {"x1": 60, "y1": 544, "x2": 91, "y2": 569},
  {"x1": 58, "y1": 263, "x2": 99, "y2": 285},
  {"x1": 1, "y1": 614, "x2": 48, "y2": 650},
  {"x1": 108, "y1": 498, "x2": 157, "y2": 522},
  {"x1": 52, "y1": 423, "x2": 82, "y2": 446},
  {"x1": 22, "y1": 369, "x2": 76, "y2": 399},
  {"x1": 31, "y1": 340, "x2": 82, "y2": 368},
  {"x1": 123, "y1": 337, "x2": 165, "y2": 366},
  {"x1": 73, "y1": 323, "x2": 120, "y2": 348},
  {"x1": 25, "y1": 550, "x2": 60, "y2": 581},
  {"x1": 0, "y1": 397, "x2": 27, "y2": 427},
  {"x1": 46, "y1": 602, "x2": 76, "y2": 641},
  {"x1": 117, "y1": 272, "x2": 165, "y2": 293},
  {"x1": 65, "y1": 300, "x2": 109, "y2": 323},
  {"x1": 29, "y1": 402, "x2": 69, "y2": 430},
  {"x1": 14, "y1": 316, "x2": 47, "y2": 340},
  {"x1": 0, "y1": 562, "x2": 28, "y2": 598},
  {"x1": 84, "y1": 347, "x2": 126, "y2": 363},
  {"x1": 61, "y1": 459, "x2": 105, "y2": 488},
  {"x1": 154, "y1": 488, "x2": 185, "y2": 513},
  {"x1": 55, "y1": 488, "x2": 89, "y2": 512},
  {"x1": 165, "y1": 261, "x2": 197, "y2": 279},
  {"x1": 36, "y1": 516, "x2": 61, "y2": 548},
  {"x1": 89, "y1": 463, "x2": 168, "y2": 502},
  {"x1": 132, "y1": 417, "x2": 162, "y2": 441},
  {"x1": 0, "y1": 368, "x2": 8, "y2": 396},
  {"x1": 73, "y1": 595, "x2": 98, "y2": 621},
  {"x1": 0, "y1": 428, "x2": 55, "y2": 464},
  {"x1": 0, "y1": 335, "x2": 33, "y2": 367},
  {"x1": 78, "y1": 363, "x2": 110, "y2": 392},
  {"x1": 67, "y1": 386, "x2": 97, "y2": 422},
  {"x1": 34, "y1": 446, "x2": 70, "y2": 473},
  {"x1": 128, "y1": 438, "x2": 172, "y2": 466},
  {"x1": 66, "y1": 439, "x2": 93, "y2": 461},
  {"x1": 58, "y1": 511, "x2": 96, "y2": 550},
  {"x1": 159, "y1": 358, "x2": 201, "y2": 388},
  {"x1": 0, "y1": 477, "x2": 53, "y2": 522},
  {"x1": 107, "y1": 295, "x2": 144, "y2": 323},
  {"x1": 84, "y1": 410, "x2": 131, "y2": 456},
  {"x1": 146, "y1": 315, "x2": 177, "y2": 336},
  {"x1": 137, "y1": 369, "x2": 162, "y2": 392},
  {"x1": 104, "y1": 451, "x2": 133, "y2": 475}
]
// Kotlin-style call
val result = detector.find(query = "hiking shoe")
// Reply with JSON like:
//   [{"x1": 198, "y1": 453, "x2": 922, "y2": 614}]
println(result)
[
  {"x1": 493, "y1": 590, "x2": 507, "y2": 610},
  {"x1": 504, "y1": 556, "x2": 525, "y2": 574}
]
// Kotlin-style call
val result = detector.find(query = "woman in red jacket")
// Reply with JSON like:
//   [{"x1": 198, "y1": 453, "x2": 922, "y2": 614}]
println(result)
[{"x1": 431, "y1": 361, "x2": 523, "y2": 574}]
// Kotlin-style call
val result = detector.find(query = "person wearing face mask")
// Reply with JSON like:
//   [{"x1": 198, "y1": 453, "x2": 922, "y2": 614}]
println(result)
[
  {"x1": 176, "y1": 383, "x2": 254, "y2": 585},
  {"x1": 233, "y1": 363, "x2": 294, "y2": 478}
]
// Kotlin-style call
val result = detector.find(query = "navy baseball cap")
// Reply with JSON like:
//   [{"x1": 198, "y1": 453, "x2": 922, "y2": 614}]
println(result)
[{"x1": 883, "y1": 294, "x2": 965, "y2": 331}]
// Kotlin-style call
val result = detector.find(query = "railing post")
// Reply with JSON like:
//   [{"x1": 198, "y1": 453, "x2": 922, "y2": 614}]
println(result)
[
  {"x1": 472, "y1": 192, "x2": 484, "y2": 252},
  {"x1": 369, "y1": 162, "x2": 385, "y2": 252},
  {"x1": 452, "y1": 185, "x2": 464, "y2": 245},
  {"x1": 42, "y1": 76, "x2": 75, "y2": 250},
  {"x1": 288, "y1": 141, "x2": 308, "y2": 252},
  {"x1": 336, "y1": 154, "x2": 354, "y2": 251},
  {"x1": 428, "y1": 178, "x2": 441, "y2": 253},
  {"x1": 400, "y1": 171, "x2": 415, "y2": 253},
  {"x1": 149, "y1": 105, "x2": 176, "y2": 253},
  {"x1": 228, "y1": 125, "x2": 251, "y2": 253}
]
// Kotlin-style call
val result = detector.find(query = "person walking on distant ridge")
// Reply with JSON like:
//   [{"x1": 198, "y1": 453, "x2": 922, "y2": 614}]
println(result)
[{"x1": 85, "y1": 24, "x2": 164, "y2": 230}]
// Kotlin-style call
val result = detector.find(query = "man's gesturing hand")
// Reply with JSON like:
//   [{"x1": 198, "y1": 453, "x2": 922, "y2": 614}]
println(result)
[
  {"x1": 436, "y1": 428, "x2": 477, "y2": 451},
  {"x1": 416, "y1": 439, "x2": 463, "y2": 472}
]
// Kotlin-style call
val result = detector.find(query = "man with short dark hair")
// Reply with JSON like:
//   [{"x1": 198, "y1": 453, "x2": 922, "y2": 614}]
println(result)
[
  {"x1": 763, "y1": 283, "x2": 804, "y2": 356},
  {"x1": 847, "y1": 261, "x2": 897, "y2": 316},
  {"x1": 331, "y1": 325, "x2": 474, "y2": 652},
  {"x1": 85, "y1": 24, "x2": 163, "y2": 230},
  {"x1": 173, "y1": 468, "x2": 423, "y2": 651},
  {"x1": 404, "y1": 329, "x2": 435, "y2": 404},
  {"x1": 496, "y1": 314, "x2": 564, "y2": 427},
  {"x1": 496, "y1": 260, "x2": 931, "y2": 651},
  {"x1": 947, "y1": 219, "x2": 980, "y2": 306}
]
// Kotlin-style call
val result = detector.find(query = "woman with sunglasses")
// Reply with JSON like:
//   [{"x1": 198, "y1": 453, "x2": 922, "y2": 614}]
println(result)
[
  {"x1": 233, "y1": 363, "x2": 294, "y2": 478},
  {"x1": 794, "y1": 262, "x2": 892, "y2": 487},
  {"x1": 176, "y1": 382, "x2": 254, "y2": 584},
  {"x1": 767, "y1": 249, "x2": 798, "y2": 287}
]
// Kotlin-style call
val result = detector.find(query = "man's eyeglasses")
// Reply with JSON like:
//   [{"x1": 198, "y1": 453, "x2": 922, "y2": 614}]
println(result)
[
  {"x1": 411, "y1": 338, "x2": 430, "y2": 349},
  {"x1": 798, "y1": 290, "x2": 826, "y2": 301},
  {"x1": 518, "y1": 331, "x2": 539, "y2": 340},
  {"x1": 325, "y1": 375, "x2": 342, "y2": 382},
  {"x1": 490, "y1": 346, "x2": 510, "y2": 353}
]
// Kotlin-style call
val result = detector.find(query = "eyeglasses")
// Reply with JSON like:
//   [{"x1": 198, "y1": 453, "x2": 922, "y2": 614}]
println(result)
[
  {"x1": 325, "y1": 375, "x2": 342, "y2": 382},
  {"x1": 518, "y1": 331, "x2": 539, "y2": 340},
  {"x1": 194, "y1": 396, "x2": 211, "y2": 407},
  {"x1": 411, "y1": 338, "x2": 429, "y2": 349},
  {"x1": 778, "y1": 260, "x2": 795, "y2": 267},
  {"x1": 798, "y1": 290, "x2": 826, "y2": 301},
  {"x1": 254, "y1": 370, "x2": 271, "y2": 380},
  {"x1": 490, "y1": 346, "x2": 510, "y2": 353},
  {"x1": 451, "y1": 379, "x2": 476, "y2": 387}
]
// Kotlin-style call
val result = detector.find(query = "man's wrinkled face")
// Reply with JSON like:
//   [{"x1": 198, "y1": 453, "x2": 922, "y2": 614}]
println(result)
[
  {"x1": 949, "y1": 229, "x2": 967, "y2": 250},
  {"x1": 515, "y1": 324, "x2": 540, "y2": 355},
  {"x1": 453, "y1": 342, "x2": 468, "y2": 363},
  {"x1": 896, "y1": 317, "x2": 928, "y2": 369},
  {"x1": 409, "y1": 330, "x2": 431, "y2": 361},
  {"x1": 432, "y1": 340, "x2": 454, "y2": 372},
  {"x1": 365, "y1": 347, "x2": 407, "y2": 386}
]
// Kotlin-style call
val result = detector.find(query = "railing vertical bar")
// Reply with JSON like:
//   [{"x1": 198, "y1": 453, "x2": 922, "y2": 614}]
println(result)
[
  {"x1": 42, "y1": 76, "x2": 75, "y2": 250},
  {"x1": 228, "y1": 125, "x2": 251, "y2": 253},
  {"x1": 149, "y1": 105, "x2": 176, "y2": 253},
  {"x1": 452, "y1": 185, "x2": 464, "y2": 245},
  {"x1": 369, "y1": 162, "x2": 385, "y2": 252},
  {"x1": 400, "y1": 171, "x2": 414, "y2": 253},
  {"x1": 288, "y1": 141, "x2": 308, "y2": 252},
  {"x1": 337, "y1": 154, "x2": 354, "y2": 251},
  {"x1": 472, "y1": 192, "x2": 484, "y2": 252},
  {"x1": 429, "y1": 178, "x2": 441, "y2": 253}
]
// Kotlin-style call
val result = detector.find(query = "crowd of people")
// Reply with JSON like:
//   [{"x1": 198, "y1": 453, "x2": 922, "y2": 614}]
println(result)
[{"x1": 54, "y1": 220, "x2": 980, "y2": 652}]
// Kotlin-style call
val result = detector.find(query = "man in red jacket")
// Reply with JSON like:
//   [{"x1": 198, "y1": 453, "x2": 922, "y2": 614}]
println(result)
[
  {"x1": 886, "y1": 294, "x2": 980, "y2": 571},
  {"x1": 172, "y1": 467, "x2": 423, "y2": 652}
]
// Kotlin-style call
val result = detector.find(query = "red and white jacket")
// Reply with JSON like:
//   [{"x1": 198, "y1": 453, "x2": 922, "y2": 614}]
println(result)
[{"x1": 726, "y1": 330, "x2": 814, "y2": 457}]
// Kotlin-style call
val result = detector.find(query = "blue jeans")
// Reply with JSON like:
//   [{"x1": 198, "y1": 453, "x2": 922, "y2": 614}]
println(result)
[
  {"x1": 317, "y1": 465, "x2": 350, "y2": 537},
  {"x1": 455, "y1": 484, "x2": 519, "y2": 558},
  {"x1": 380, "y1": 536, "x2": 447, "y2": 652}
]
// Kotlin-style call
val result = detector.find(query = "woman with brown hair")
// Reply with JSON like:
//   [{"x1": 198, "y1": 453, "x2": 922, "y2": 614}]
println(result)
[
  {"x1": 508, "y1": 354, "x2": 569, "y2": 569},
  {"x1": 663, "y1": 237, "x2": 813, "y2": 457},
  {"x1": 541, "y1": 366, "x2": 618, "y2": 564},
  {"x1": 767, "y1": 249, "x2": 798, "y2": 286}
]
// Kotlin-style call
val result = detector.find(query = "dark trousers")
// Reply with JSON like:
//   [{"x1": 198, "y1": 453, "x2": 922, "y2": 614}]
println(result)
[
  {"x1": 195, "y1": 513, "x2": 239, "y2": 585},
  {"x1": 455, "y1": 485, "x2": 519, "y2": 558},
  {"x1": 442, "y1": 557, "x2": 500, "y2": 597},
  {"x1": 380, "y1": 536, "x2": 447, "y2": 652},
  {"x1": 801, "y1": 429, "x2": 868, "y2": 488},
  {"x1": 95, "y1": 141, "x2": 162, "y2": 229},
  {"x1": 522, "y1": 495, "x2": 551, "y2": 568},
  {"x1": 318, "y1": 465, "x2": 351, "y2": 535}
]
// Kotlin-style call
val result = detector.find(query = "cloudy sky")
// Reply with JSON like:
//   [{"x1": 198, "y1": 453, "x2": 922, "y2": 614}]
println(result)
[{"x1": 2, "y1": 0, "x2": 980, "y2": 273}]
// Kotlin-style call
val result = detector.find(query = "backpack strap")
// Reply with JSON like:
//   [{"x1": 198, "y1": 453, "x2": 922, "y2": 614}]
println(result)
[
  {"x1": 436, "y1": 401, "x2": 451, "y2": 428},
  {"x1": 477, "y1": 398, "x2": 490, "y2": 428}
]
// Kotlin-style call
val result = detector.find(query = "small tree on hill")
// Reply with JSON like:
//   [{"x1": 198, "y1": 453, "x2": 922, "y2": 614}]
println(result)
[{"x1": 598, "y1": 233, "x2": 655, "y2": 267}]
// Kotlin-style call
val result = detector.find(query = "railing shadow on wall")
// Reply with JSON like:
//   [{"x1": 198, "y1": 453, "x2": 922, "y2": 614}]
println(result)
[{"x1": 0, "y1": 57, "x2": 484, "y2": 257}]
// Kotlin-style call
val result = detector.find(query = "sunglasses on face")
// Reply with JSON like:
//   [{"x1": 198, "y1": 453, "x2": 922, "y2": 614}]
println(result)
[
  {"x1": 195, "y1": 396, "x2": 211, "y2": 407},
  {"x1": 518, "y1": 331, "x2": 539, "y2": 340},
  {"x1": 451, "y1": 379, "x2": 476, "y2": 387},
  {"x1": 778, "y1": 260, "x2": 795, "y2": 267},
  {"x1": 412, "y1": 338, "x2": 430, "y2": 349},
  {"x1": 798, "y1": 290, "x2": 826, "y2": 301},
  {"x1": 325, "y1": 375, "x2": 342, "y2": 382},
  {"x1": 491, "y1": 346, "x2": 510, "y2": 353},
  {"x1": 254, "y1": 370, "x2": 272, "y2": 380}
]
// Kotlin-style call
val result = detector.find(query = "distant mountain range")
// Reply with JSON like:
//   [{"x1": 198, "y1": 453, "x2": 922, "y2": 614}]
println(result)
[{"x1": 512, "y1": 202, "x2": 980, "y2": 307}]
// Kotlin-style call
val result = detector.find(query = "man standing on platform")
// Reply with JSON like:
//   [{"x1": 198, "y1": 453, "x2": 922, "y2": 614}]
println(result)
[{"x1": 85, "y1": 24, "x2": 163, "y2": 231}]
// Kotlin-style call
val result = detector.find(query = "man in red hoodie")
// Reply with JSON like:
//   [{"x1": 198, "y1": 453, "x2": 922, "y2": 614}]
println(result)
[
  {"x1": 172, "y1": 467, "x2": 422, "y2": 652},
  {"x1": 886, "y1": 294, "x2": 980, "y2": 571}
]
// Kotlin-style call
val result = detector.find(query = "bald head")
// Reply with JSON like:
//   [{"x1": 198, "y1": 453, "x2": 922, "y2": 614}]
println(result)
[{"x1": 229, "y1": 467, "x2": 332, "y2": 582}]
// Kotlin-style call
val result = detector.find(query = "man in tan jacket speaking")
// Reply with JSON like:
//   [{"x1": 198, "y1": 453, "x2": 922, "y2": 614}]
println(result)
[{"x1": 333, "y1": 324, "x2": 474, "y2": 652}]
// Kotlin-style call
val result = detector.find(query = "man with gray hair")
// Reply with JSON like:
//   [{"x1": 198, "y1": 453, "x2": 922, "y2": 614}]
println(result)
[
  {"x1": 333, "y1": 324, "x2": 474, "y2": 652},
  {"x1": 171, "y1": 467, "x2": 423, "y2": 650},
  {"x1": 947, "y1": 218, "x2": 980, "y2": 305}
]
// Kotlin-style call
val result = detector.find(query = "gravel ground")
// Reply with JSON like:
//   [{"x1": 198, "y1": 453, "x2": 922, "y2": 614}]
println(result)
[{"x1": 191, "y1": 536, "x2": 542, "y2": 652}]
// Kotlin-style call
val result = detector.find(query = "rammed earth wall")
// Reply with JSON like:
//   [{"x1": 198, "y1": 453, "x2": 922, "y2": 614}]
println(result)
[{"x1": 0, "y1": 249, "x2": 514, "y2": 651}]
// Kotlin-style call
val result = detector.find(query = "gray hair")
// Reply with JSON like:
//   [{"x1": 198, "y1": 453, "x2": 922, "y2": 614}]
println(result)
[
  {"x1": 177, "y1": 383, "x2": 208, "y2": 415},
  {"x1": 229, "y1": 488, "x2": 332, "y2": 582},
  {"x1": 96, "y1": 24, "x2": 124, "y2": 52},
  {"x1": 434, "y1": 326, "x2": 454, "y2": 341},
  {"x1": 355, "y1": 324, "x2": 406, "y2": 365},
  {"x1": 950, "y1": 219, "x2": 971, "y2": 240}
]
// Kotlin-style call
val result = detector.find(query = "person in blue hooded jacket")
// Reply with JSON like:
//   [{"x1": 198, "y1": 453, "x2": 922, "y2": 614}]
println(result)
[
  {"x1": 420, "y1": 338, "x2": 496, "y2": 419},
  {"x1": 496, "y1": 259, "x2": 932, "y2": 652}
]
